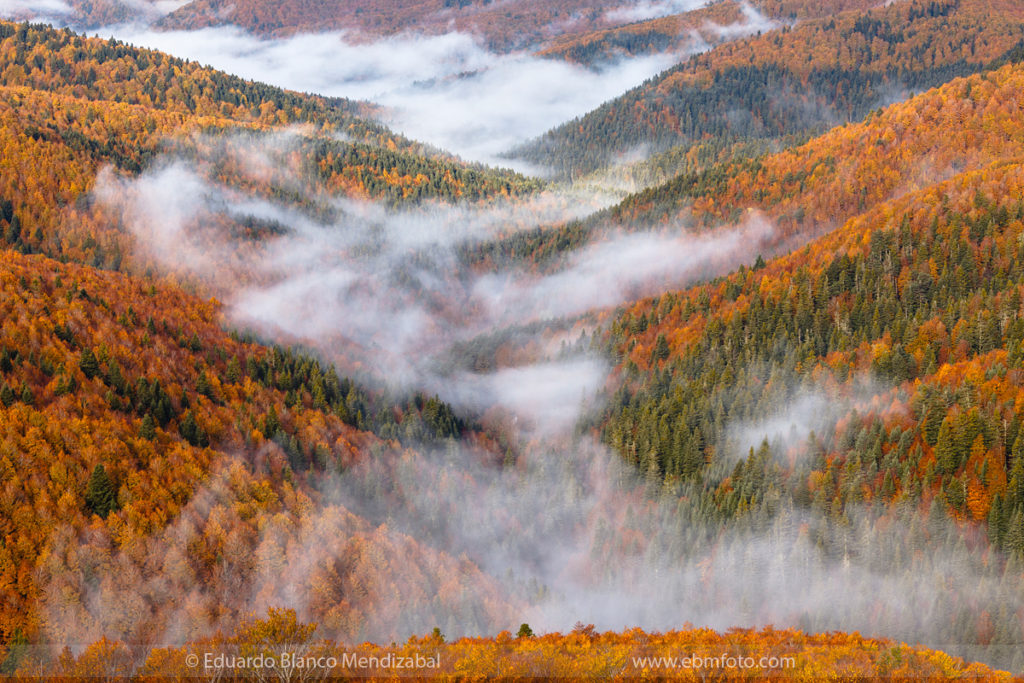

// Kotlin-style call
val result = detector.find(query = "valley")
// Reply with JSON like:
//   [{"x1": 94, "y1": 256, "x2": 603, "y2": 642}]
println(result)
[{"x1": 0, "y1": 0, "x2": 1022, "y2": 679}]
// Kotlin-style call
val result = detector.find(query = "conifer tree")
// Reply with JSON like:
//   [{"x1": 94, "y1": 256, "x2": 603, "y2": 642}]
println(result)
[
  {"x1": 140, "y1": 413, "x2": 156, "y2": 440},
  {"x1": 922, "y1": 395, "x2": 945, "y2": 446},
  {"x1": 263, "y1": 406, "x2": 280, "y2": 439},
  {"x1": 79, "y1": 347, "x2": 100, "y2": 379},
  {"x1": 85, "y1": 464, "x2": 117, "y2": 518},
  {"x1": 936, "y1": 417, "x2": 958, "y2": 475},
  {"x1": 18, "y1": 382, "x2": 32, "y2": 406},
  {"x1": 1005, "y1": 509, "x2": 1024, "y2": 561},
  {"x1": 652, "y1": 333, "x2": 670, "y2": 363},
  {"x1": 226, "y1": 356, "x2": 241, "y2": 383},
  {"x1": 178, "y1": 410, "x2": 208, "y2": 447},
  {"x1": 196, "y1": 370, "x2": 213, "y2": 399}
]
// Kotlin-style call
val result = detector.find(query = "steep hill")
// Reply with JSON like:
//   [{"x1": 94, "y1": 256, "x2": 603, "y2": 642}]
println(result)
[
  {"x1": 0, "y1": 25, "x2": 540, "y2": 665},
  {"x1": 514, "y1": 0, "x2": 1024, "y2": 179},
  {"x1": 0, "y1": 22, "x2": 538, "y2": 269},
  {"x1": 582, "y1": 61, "x2": 1024, "y2": 672},
  {"x1": 621, "y1": 58, "x2": 1024, "y2": 234},
  {"x1": 0, "y1": 245, "x2": 520, "y2": 662},
  {"x1": 480, "y1": 54, "x2": 1024, "y2": 274},
  {"x1": 152, "y1": 0, "x2": 882, "y2": 53},
  {"x1": 444, "y1": 58, "x2": 1024, "y2": 674}
]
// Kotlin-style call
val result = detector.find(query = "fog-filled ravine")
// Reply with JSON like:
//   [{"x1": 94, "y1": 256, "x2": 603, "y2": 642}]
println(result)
[
  {"x1": 1, "y1": 0, "x2": 781, "y2": 169},
  {"x1": 70, "y1": 126, "x2": 1022, "y2": 671},
  {"x1": 5, "y1": 1, "x2": 1024, "y2": 675}
]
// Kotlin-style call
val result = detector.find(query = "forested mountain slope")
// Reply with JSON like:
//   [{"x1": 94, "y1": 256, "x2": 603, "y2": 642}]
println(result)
[
  {"x1": 514, "y1": 0, "x2": 1024, "y2": 179},
  {"x1": 619, "y1": 60, "x2": 1024, "y2": 233},
  {"x1": 2, "y1": 3, "x2": 1024, "y2": 677},
  {"x1": 479, "y1": 58, "x2": 1024, "y2": 274},
  {"x1": 0, "y1": 245, "x2": 510, "y2": 665},
  {"x1": 581, "y1": 63, "x2": 1024, "y2": 673},
  {"x1": 0, "y1": 22, "x2": 538, "y2": 269},
  {"x1": 0, "y1": 22, "x2": 548, "y2": 669},
  {"x1": 536, "y1": 0, "x2": 880, "y2": 67}
]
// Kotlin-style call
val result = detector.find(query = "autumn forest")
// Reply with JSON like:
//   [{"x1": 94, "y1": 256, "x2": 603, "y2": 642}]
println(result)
[{"x1": 0, "y1": 0, "x2": 1024, "y2": 679}]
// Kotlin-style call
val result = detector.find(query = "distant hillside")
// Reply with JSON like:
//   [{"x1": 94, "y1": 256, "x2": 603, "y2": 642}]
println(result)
[
  {"x1": 153, "y1": 0, "x2": 882, "y2": 53},
  {"x1": 756, "y1": 0, "x2": 880, "y2": 19},
  {"x1": 513, "y1": 0, "x2": 1024, "y2": 179},
  {"x1": 157, "y1": 0, "x2": 628, "y2": 52},
  {"x1": 617, "y1": 59, "x2": 1024, "y2": 240},
  {"x1": 536, "y1": 0, "x2": 883, "y2": 66},
  {"x1": 465, "y1": 52, "x2": 1024, "y2": 276},
  {"x1": 0, "y1": 22, "x2": 539, "y2": 269},
  {"x1": 536, "y1": 0, "x2": 753, "y2": 66}
]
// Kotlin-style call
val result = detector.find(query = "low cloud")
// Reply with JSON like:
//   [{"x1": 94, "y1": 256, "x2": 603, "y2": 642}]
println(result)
[
  {"x1": 724, "y1": 376, "x2": 898, "y2": 464},
  {"x1": 605, "y1": 0, "x2": 713, "y2": 24},
  {"x1": 446, "y1": 359, "x2": 609, "y2": 438},
  {"x1": 706, "y1": 1, "x2": 779, "y2": 39},
  {"x1": 0, "y1": 0, "x2": 190, "y2": 25},
  {"x1": 6, "y1": 2, "x2": 783, "y2": 171},
  {"x1": 0, "y1": 0, "x2": 71, "y2": 19},
  {"x1": 471, "y1": 215, "x2": 775, "y2": 324},
  {"x1": 97, "y1": 132, "x2": 774, "y2": 409},
  {"x1": 88, "y1": 26, "x2": 681, "y2": 169}
]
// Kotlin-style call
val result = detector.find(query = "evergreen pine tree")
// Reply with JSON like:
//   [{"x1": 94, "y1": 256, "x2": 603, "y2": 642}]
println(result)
[
  {"x1": 139, "y1": 413, "x2": 156, "y2": 440},
  {"x1": 651, "y1": 333, "x2": 670, "y2": 363},
  {"x1": 263, "y1": 406, "x2": 280, "y2": 438},
  {"x1": 988, "y1": 493, "x2": 1007, "y2": 549},
  {"x1": 178, "y1": 410, "x2": 208, "y2": 447},
  {"x1": 0, "y1": 383, "x2": 14, "y2": 407},
  {"x1": 85, "y1": 464, "x2": 117, "y2": 518},
  {"x1": 4, "y1": 215, "x2": 20, "y2": 245},
  {"x1": 78, "y1": 348, "x2": 100, "y2": 379},
  {"x1": 936, "y1": 417, "x2": 958, "y2": 475},
  {"x1": 196, "y1": 370, "x2": 213, "y2": 399},
  {"x1": 225, "y1": 356, "x2": 241, "y2": 383},
  {"x1": 1008, "y1": 445, "x2": 1024, "y2": 507},
  {"x1": 922, "y1": 395, "x2": 945, "y2": 446},
  {"x1": 1005, "y1": 509, "x2": 1024, "y2": 560},
  {"x1": 0, "y1": 628, "x2": 27, "y2": 675}
]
